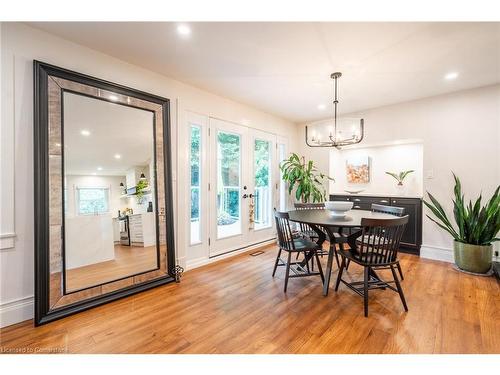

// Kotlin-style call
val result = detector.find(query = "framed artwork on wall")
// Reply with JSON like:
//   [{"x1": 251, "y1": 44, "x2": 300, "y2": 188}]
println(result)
[{"x1": 346, "y1": 156, "x2": 370, "y2": 184}]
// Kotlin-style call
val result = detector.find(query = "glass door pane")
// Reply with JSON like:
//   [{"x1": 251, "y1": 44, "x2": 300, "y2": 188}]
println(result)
[
  {"x1": 217, "y1": 131, "x2": 241, "y2": 239},
  {"x1": 190, "y1": 125, "x2": 201, "y2": 244},
  {"x1": 253, "y1": 139, "x2": 272, "y2": 230}
]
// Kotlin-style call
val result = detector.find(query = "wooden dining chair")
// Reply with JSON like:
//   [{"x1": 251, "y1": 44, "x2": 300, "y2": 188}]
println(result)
[
  {"x1": 293, "y1": 202, "x2": 325, "y2": 245},
  {"x1": 370, "y1": 204, "x2": 405, "y2": 280},
  {"x1": 346, "y1": 203, "x2": 406, "y2": 279},
  {"x1": 293, "y1": 203, "x2": 343, "y2": 269},
  {"x1": 334, "y1": 216, "x2": 409, "y2": 317},
  {"x1": 273, "y1": 210, "x2": 325, "y2": 292}
]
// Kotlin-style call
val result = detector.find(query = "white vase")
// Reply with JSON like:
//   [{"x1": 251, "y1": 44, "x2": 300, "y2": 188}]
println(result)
[{"x1": 395, "y1": 183, "x2": 405, "y2": 196}]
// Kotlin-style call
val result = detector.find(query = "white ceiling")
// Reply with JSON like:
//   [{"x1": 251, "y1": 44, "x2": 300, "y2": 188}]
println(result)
[
  {"x1": 32, "y1": 22, "x2": 500, "y2": 122},
  {"x1": 63, "y1": 92, "x2": 154, "y2": 176}
]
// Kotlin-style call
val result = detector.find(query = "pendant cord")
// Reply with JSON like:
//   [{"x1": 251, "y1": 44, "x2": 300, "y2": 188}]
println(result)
[{"x1": 333, "y1": 75, "x2": 338, "y2": 140}]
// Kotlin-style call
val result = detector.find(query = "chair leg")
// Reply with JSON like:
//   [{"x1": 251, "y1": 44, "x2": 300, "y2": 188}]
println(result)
[
  {"x1": 396, "y1": 262, "x2": 404, "y2": 280},
  {"x1": 346, "y1": 259, "x2": 351, "y2": 270},
  {"x1": 284, "y1": 252, "x2": 292, "y2": 293},
  {"x1": 332, "y1": 243, "x2": 341, "y2": 268},
  {"x1": 272, "y1": 249, "x2": 282, "y2": 277},
  {"x1": 334, "y1": 256, "x2": 346, "y2": 292},
  {"x1": 390, "y1": 264, "x2": 408, "y2": 312},
  {"x1": 363, "y1": 266, "x2": 369, "y2": 317},
  {"x1": 304, "y1": 251, "x2": 311, "y2": 274},
  {"x1": 314, "y1": 251, "x2": 325, "y2": 283}
]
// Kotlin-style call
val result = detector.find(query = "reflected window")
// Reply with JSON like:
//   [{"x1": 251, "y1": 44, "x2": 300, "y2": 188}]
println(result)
[
  {"x1": 190, "y1": 125, "x2": 202, "y2": 244},
  {"x1": 77, "y1": 187, "x2": 110, "y2": 215}
]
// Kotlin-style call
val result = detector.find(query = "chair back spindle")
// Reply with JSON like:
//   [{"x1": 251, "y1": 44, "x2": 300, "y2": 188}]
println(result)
[{"x1": 371, "y1": 204, "x2": 405, "y2": 217}]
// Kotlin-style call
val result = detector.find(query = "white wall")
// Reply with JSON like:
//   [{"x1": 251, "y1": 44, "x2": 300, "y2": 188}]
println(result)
[
  {"x1": 0, "y1": 22, "x2": 298, "y2": 327},
  {"x1": 298, "y1": 84, "x2": 500, "y2": 263},
  {"x1": 330, "y1": 142, "x2": 423, "y2": 197}
]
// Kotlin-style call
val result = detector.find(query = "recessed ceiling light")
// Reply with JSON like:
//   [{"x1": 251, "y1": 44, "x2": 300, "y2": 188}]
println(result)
[
  {"x1": 114, "y1": 154, "x2": 121, "y2": 159},
  {"x1": 317, "y1": 104, "x2": 326, "y2": 110},
  {"x1": 177, "y1": 24, "x2": 191, "y2": 37},
  {"x1": 109, "y1": 95, "x2": 119, "y2": 101},
  {"x1": 444, "y1": 72, "x2": 459, "y2": 80},
  {"x1": 80, "y1": 129, "x2": 90, "y2": 136},
  {"x1": 97, "y1": 167, "x2": 103, "y2": 171}
]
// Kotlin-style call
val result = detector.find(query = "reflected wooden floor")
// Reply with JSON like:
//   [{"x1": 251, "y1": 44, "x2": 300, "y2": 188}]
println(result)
[
  {"x1": 1, "y1": 244, "x2": 499, "y2": 353},
  {"x1": 66, "y1": 245, "x2": 158, "y2": 292}
]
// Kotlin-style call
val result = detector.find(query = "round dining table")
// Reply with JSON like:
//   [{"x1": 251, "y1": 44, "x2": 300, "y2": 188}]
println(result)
[{"x1": 287, "y1": 209, "x2": 397, "y2": 296}]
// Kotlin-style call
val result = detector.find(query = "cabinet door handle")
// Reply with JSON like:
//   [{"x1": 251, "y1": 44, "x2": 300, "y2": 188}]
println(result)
[
  {"x1": 380, "y1": 200, "x2": 388, "y2": 203},
  {"x1": 393, "y1": 200, "x2": 397, "y2": 204},
  {"x1": 353, "y1": 198, "x2": 361, "y2": 202},
  {"x1": 354, "y1": 205, "x2": 361, "y2": 209}
]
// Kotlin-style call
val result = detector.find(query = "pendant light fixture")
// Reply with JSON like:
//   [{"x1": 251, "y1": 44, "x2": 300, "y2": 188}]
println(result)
[{"x1": 305, "y1": 72, "x2": 364, "y2": 148}]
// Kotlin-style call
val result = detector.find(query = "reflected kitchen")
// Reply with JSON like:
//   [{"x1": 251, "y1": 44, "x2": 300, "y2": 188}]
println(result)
[{"x1": 63, "y1": 92, "x2": 159, "y2": 292}]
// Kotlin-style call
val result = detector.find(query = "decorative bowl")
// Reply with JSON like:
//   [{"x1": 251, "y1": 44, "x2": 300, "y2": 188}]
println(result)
[
  {"x1": 325, "y1": 201, "x2": 354, "y2": 217},
  {"x1": 344, "y1": 189, "x2": 364, "y2": 194}
]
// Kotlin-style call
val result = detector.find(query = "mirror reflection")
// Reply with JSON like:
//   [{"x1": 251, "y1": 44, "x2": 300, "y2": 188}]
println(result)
[{"x1": 63, "y1": 92, "x2": 158, "y2": 292}]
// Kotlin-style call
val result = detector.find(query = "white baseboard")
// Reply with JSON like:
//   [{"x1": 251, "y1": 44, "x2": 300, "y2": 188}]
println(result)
[
  {"x1": 420, "y1": 244, "x2": 454, "y2": 263},
  {"x1": 186, "y1": 238, "x2": 276, "y2": 271},
  {"x1": 0, "y1": 296, "x2": 33, "y2": 328}
]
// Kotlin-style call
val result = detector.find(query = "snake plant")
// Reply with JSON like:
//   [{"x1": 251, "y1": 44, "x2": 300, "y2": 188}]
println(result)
[
  {"x1": 424, "y1": 173, "x2": 500, "y2": 246},
  {"x1": 279, "y1": 153, "x2": 334, "y2": 203}
]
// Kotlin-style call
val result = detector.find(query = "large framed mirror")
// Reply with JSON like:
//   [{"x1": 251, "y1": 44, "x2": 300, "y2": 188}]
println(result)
[{"x1": 34, "y1": 61, "x2": 176, "y2": 325}]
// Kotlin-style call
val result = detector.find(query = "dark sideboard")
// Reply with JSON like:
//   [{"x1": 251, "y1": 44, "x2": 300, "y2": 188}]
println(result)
[{"x1": 330, "y1": 194, "x2": 422, "y2": 255}]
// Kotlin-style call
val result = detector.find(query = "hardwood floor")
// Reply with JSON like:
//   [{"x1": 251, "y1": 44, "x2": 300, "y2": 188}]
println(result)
[
  {"x1": 66, "y1": 245, "x2": 157, "y2": 292},
  {"x1": 1, "y1": 245, "x2": 499, "y2": 354}
]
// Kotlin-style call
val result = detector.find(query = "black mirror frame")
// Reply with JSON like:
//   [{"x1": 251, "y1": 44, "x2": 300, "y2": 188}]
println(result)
[{"x1": 34, "y1": 61, "x2": 176, "y2": 326}]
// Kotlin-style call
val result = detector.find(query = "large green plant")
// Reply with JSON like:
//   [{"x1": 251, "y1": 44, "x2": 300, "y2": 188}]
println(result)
[
  {"x1": 280, "y1": 153, "x2": 334, "y2": 203},
  {"x1": 424, "y1": 173, "x2": 500, "y2": 246}
]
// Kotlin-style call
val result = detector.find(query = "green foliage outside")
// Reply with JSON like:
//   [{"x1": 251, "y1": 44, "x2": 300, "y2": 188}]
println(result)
[{"x1": 189, "y1": 129, "x2": 272, "y2": 223}]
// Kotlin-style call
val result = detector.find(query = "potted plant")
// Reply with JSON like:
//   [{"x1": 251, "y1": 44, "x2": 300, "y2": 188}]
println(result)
[
  {"x1": 385, "y1": 170, "x2": 414, "y2": 186},
  {"x1": 424, "y1": 173, "x2": 499, "y2": 274},
  {"x1": 135, "y1": 179, "x2": 149, "y2": 205},
  {"x1": 280, "y1": 153, "x2": 334, "y2": 203}
]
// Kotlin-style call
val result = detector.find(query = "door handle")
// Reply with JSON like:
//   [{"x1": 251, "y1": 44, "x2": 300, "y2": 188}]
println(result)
[
  {"x1": 249, "y1": 193, "x2": 254, "y2": 199},
  {"x1": 242, "y1": 194, "x2": 248, "y2": 199}
]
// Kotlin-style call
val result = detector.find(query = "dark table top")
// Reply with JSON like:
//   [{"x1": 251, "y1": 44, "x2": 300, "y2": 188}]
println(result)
[{"x1": 287, "y1": 209, "x2": 396, "y2": 227}]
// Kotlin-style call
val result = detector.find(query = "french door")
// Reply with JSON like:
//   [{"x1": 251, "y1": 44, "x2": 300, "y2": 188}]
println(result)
[
  {"x1": 208, "y1": 119, "x2": 278, "y2": 256},
  {"x1": 187, "y1": 113, "x2": 285, "y2": 260}
]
